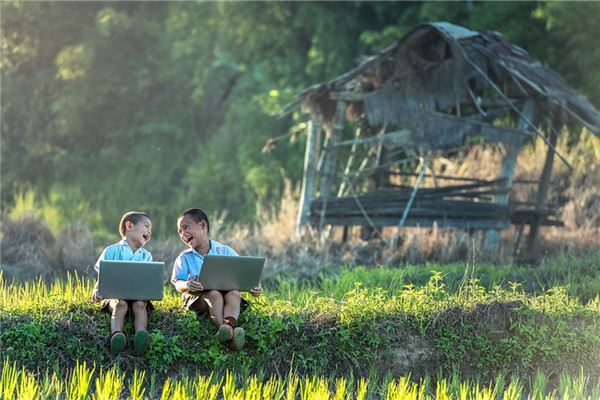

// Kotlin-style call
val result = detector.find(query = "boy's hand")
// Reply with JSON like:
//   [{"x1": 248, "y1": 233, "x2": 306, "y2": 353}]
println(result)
[
  {"x1": 187, "y1": 280, "x2": 203, "y2": 293},
  {"x1": 249, "y1": 286, "x2": 262, "y2": 297}
]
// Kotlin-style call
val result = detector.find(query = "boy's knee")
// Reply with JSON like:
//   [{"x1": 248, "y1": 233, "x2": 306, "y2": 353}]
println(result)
[
  {"x1": 206, "y1": 290, "x2": 223, "y2": 301},
  {"x1": 132, "y1": 300, "x2": 147, "y2": 312},
  {"x1": 225, "y1": 290, "x2": 241, "y2": 301},
  {"x1": 114, "y1": 300, "x2": 129, "y2": 313}
]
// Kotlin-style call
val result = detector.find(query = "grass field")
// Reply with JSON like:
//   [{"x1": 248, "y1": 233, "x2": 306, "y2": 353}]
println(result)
[
  {"x1": 2, "y1": 361, "x2": 599, "y2": 400},
  {"x1": 1, "y1": 254, "x2": 599, "y2": 399}
]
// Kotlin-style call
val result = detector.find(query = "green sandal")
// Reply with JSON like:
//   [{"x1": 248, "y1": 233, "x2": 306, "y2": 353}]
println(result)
[
  {"x1": 110, "y1": 331, "x2": 126, "y2": 356},
  {"x1": 216, "y1": 324, "x2": 234, "y2": 343},
  {"x1": 134, "y1": 330, "x2": 150, "y2": 356},
  {"x1": 229, "y1": 327, "x2": 245, "y2": 351}
]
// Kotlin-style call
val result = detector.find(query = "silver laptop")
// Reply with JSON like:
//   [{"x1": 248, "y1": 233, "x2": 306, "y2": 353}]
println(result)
[
  {"x1": 97, "y1": 260, "x2": 165, "y2": 300},
  {"x1": 197, "y1": 255, "x2": 265, "y2": 291}
]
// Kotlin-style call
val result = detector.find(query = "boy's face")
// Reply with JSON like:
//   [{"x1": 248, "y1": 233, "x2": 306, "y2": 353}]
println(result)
[
  {"x1": 177, "y1": 214, "x2": 208, "y2": 250},
  {"x1": 125, "y1": 216, "x2": 152, "y2": 248}
]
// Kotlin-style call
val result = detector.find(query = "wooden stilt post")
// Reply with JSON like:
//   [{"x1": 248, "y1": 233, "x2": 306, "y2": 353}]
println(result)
[
  {"x1": 297, "y1": 113, "x2": 323, "y2": 231},
  {"x1": 337, "y1": 125, "x2": 362, "y2": 197},
  {"x1": 361, "y1": 128, "x2": 385, "y2": 240},
  {"x1": 483, "y1": 100, "x2": 536, "y2": 255},
  {"x1": 342, "y1": 226, "x2": 349, "y2": 242},
  {"x1": 318, "y1": 101, "x2": 346, "y2": 231},
  {"x1": 525, "y1": 112, "x2": 562, "y2": 257},
  {"x1": 512, "y1": 224, "x2": 525, "y2": 257}
]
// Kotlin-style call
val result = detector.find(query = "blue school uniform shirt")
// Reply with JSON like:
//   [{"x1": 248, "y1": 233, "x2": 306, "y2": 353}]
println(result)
[
  {"x1": 94, "y1": 239, "x2": 153, "y2": 273},
  {"x1": 171, "y1": 239, "x2": 238, "y2": 284}
]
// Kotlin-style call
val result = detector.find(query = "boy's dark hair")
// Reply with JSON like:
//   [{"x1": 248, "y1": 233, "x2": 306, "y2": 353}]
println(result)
[
  {"x1": 179, "y1": 208, "x2": 210, "y2": 234},
  {"x1": 119, "y1": 211, "x2": 150, "y2": 237}
]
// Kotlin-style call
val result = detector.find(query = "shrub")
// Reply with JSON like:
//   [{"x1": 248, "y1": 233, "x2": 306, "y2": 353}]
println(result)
[
  {"x1": 0, "y1": 215, "x2": 97, "y2": 280},
  {"x1": 0, "y1": 214, "x2": 57, "y2": 277},
  {"x1": 1, "y1": 271, "x2": 599, "y2": 379}
]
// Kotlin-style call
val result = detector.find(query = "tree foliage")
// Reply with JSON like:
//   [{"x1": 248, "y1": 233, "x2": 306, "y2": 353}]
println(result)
[{"x1": 1, "y1": 1, "x2": 598, "y2": 237}]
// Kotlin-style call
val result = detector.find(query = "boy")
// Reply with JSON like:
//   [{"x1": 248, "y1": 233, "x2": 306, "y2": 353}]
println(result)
[
  {"x1": 171, "y1": 208, "x2": 262, "y2": 351},
  {"x1": 92, "y1": 211, "x2": 153, "y2": 356}
]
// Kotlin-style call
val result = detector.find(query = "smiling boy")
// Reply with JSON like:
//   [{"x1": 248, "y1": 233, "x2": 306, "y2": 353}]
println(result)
[
  {"x1": 92, "y1": 211, "x2": 154, "y2": 356},
  {"x1": 171, "y1": 208, "x2": 262, "y2": 351}
]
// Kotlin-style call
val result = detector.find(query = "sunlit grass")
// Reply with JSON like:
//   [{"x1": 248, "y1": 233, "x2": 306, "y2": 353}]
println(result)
[
  {"x1": 0, "y1": 272, "x2": 94, "y2": 310},
  {"x1": 2, "y1": 263, "x2": 600, "y2": 397},
  {"x1": 66, "y1": 361, "x2": 94, "y2": 400},
  {"x1": 1, "y1": 361, "x2": 599, "y2": 400},
  {"x1": 128, "y1": 369, "x2": 145, "y2": 400}
]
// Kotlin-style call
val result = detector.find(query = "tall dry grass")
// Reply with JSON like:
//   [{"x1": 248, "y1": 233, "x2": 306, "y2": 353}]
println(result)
[
  {"x1": 217, "y1": 129, "x2": 600, "y2": 277},
  {"x1": 0, "y1": 214, "x2": 96, "y2": 279},
  {"x1": 0, "y1": 215, "x2": 57, "y2": 276},
  {"x1": 1, "y1": 131, "x2": 598, "y2": 281}
]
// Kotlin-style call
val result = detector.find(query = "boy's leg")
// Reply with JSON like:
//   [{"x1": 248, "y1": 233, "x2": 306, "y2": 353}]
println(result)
[
  {"x1": 109, "y1": 299, "x2": 128, "y2": 333},
  {"x1": 108, "y1": 300, "x2": 128, "y2": 355},
  {"x1": 189, "y1": 290, "x2": 225, "y2": 326},
  {"x1": 131, "y1": 301, "x2": 148, "y2": 332},
  {"x1": 190, "y1": 290, "x2": 235, "y2": 343},
  {"x1": 132, "y1": 300, "x2": 149, "y2": 356},
  {"x1": 223, "y1": 290, "x2": 241, "y2": 322},
  {"x1": 223, "y1": 291, "x2": 245, "y2": 351}
]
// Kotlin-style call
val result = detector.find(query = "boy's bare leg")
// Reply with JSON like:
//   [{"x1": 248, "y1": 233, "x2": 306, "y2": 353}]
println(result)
[
  {"x1": 108, "y1": 300, "x2": 128, "y2": 355},
  {"x1": 223, "y1": 290, "x2": 245, "y2": 351},
  {"x1": 191, "y1": 290, "x2": 225, "y2": 326},
  {"x1": 223, "y1": 290, "x2": 241, "y2": 321},
  {"x1": 110, "y1": 300, "x2": 128, "y2": 333},
  {"x1": 131, "y1": 300, "x2": 150, "y2": 355},
  {"x1": 131, "y1": 301, "x2": 148, "y2": 332}
]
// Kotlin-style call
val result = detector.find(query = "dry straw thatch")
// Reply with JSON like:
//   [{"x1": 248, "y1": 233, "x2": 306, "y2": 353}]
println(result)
[
  {"x1": 283, "y1": 22, "x2": 600, "y2": 255},
  {"x1": 290, "y1": 22, "x2": 600, "y2": 143}
]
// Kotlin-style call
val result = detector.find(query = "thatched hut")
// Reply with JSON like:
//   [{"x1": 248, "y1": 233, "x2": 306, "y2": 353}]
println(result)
[{"x1": 286, "y1": 22, "x2": 600, "y2": 255}]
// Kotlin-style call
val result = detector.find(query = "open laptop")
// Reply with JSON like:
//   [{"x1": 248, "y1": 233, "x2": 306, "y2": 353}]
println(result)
[
  {"x1": 196, "y1": 255, "x2": 265, "y2": 291},
  {"x1": 97, "y1": 260, "x2": 165, "y2": 300}
]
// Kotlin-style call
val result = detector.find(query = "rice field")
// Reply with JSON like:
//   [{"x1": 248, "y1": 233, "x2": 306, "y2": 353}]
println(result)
[
  {"x1": 1, "y1": 256, "x2": 600, "y2": 399},
  {"x1": 1, "y1": 360, "x2": 599, "y2": 400}
]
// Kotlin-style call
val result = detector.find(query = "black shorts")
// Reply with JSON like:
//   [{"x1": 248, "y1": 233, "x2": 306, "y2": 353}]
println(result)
[
  {"x1": 182, "y1": 290, "x2": 249, "y2": 314},
  {"x1": 100, "y1": 299, "x2": 155, "y2": 314}
]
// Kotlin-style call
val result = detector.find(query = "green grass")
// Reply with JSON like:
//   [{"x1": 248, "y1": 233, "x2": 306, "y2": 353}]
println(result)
[
  {"x1": 280, "y1": 251, "x2": 600, "y2": 303},
  {"x1": 1, "y1": 361, "x2": 599, "y2": 399},
  {"x1": 1, "y1": 270, "x2": 599, "y2": 377},
  {"x1": 1, "y1": 254, "x2": 600, "y2": 397}
]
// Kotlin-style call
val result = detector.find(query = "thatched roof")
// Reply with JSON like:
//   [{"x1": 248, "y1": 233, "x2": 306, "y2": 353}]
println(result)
[{"x1": 287, "y1": 22, "x2": 600, "y2": 150}]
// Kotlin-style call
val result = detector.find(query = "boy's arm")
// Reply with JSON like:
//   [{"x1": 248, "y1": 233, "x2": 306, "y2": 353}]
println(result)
[
  {"x1": 91, "y1": 247, "x2": 109, "y2": 301},
  {"x1": 91, "y1": 280, "x2": 102, "y2": 302},
  {"x1": 173, "y1": 279, "x2": 203, "y2": 293},
  {"x1": 171, "y1": 256, "x2": 203, "y2": 293}
]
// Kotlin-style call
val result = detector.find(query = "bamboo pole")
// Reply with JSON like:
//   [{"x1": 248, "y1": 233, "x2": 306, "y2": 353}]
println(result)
[
  {"x1": 525, "y1": 113, "x2": 562, "y2": 256},
  {"x1": 482, "y1": 100, "x2": 536, "y2": 254},
  {"x1": 296, "y1": 113, "x2": 322, "y2": 231},
  {"x1": 318, "y1": 101, "x2": 346, "y2": 231},
  {"x1": 337, "y1": 125, "x2": 362, "y2": 197},
  {"x1": 391, "y1": 158, "x2": 427, "y2": 247},
  {"x1": 360, "y1": 127, "x2": 385, "y2": 240}
]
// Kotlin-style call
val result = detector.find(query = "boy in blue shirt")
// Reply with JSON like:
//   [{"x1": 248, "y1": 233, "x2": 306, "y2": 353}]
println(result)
[
  {"x1": 171, "y1": 208, "x2": 262, "y2": 351},
  {"x1": 92, "y1": 211, "x2": 153, "y2": 356}
]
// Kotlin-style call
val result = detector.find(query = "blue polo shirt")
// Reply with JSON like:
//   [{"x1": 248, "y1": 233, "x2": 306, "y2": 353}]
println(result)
[
  {"x1": 94, "y1": 239, "x2": 153, "y2": 273},
  {"x1": 171, "y1": 239, "x2": 238, "y2": 284}
]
